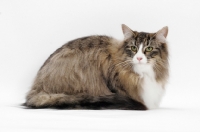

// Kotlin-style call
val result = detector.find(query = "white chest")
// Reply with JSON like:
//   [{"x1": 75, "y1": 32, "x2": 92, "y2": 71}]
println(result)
[
  {"x1": 134, "y1": 64, "x2": 165, "y2": 109},
  {"x1": 141, "y1": 75, "x2": 164, "y2": 109}
]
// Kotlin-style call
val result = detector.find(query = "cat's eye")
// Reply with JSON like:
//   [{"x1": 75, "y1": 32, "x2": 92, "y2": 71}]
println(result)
[
  {"x1": 131, "y1": 46, "x2": 137, "y2": 52},
  {"x1": 145, "y1": 47, "x2": 153, "y2": 52}
]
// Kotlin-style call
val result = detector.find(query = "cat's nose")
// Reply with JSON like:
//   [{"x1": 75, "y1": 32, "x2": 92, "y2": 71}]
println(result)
[{"x1": 137, "y1": 57, "x2": 143, "y2": 61}]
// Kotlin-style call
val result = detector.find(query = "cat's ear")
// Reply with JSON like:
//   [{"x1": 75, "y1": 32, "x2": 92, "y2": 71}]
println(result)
[
  {"x1": 122, "y1": 24, "x2": 136, "y2": 40},
  {"x1": 155, "y1": 26, "x2": 168, "y2": 43}
]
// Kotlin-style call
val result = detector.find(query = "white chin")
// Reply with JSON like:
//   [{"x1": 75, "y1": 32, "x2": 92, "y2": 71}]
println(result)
[{"x1": 134, "y1": 62, "x2": 147, "y2": 65}]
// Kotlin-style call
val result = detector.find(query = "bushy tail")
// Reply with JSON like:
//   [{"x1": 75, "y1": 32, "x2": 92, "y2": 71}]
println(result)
[{"x1": 23, "y1": 92, "x2": 147, "y2": 110}]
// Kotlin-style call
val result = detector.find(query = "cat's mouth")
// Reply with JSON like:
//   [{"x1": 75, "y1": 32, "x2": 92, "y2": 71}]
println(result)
[{"x1": 133, "y1": 61, "x2": 147, "y2": 65}]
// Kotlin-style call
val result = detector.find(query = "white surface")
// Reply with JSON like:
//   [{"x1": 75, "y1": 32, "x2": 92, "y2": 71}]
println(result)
[
  {"x1": 1, "y1": 106, "x2": 200, "y2": 132},
  {"x1": 0, "y1": 0, "x2": 200, "y2": 131}
]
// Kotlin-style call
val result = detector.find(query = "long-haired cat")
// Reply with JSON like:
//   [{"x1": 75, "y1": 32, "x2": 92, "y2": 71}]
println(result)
[{"x1": 24, "y1": 24, "x2": 169, "y2": 110}]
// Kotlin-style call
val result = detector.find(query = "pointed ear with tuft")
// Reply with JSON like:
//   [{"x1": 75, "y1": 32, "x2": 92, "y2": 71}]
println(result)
[
  {"x1": 121, "y1": 24, "x2": 136, "y2": 40},
  {"x1": 156, "y1": 26, "x2": 168, "y2": 43}
]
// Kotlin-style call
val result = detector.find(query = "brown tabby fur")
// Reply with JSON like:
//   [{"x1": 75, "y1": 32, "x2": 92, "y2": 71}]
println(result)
[{"x1": 24, "y1": 24, "x2": 169, "y2": 110}]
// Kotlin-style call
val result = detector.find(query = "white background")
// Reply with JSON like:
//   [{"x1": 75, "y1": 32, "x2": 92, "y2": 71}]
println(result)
[{"x1": 0, "y1": 0, "x2": 200, "y2": 131}]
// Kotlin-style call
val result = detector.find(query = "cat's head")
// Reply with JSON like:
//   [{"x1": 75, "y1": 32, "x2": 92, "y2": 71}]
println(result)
[{"x1": 121, "y1": 24, "x2": 168, "y2": 67}]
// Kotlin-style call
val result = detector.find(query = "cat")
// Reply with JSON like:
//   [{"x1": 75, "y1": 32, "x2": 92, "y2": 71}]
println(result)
[{"x1": 24, "y1": 24, "x2": 169, "y2": 110}]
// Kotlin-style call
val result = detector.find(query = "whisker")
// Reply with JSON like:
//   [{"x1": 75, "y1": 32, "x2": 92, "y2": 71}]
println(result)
[
  {"x1": 108, "y1": 60, "x2": 133, "y2": 75},
  {"x1": 110, "y1": 60, "x2": 132, "y2": 70},
  {"x1": 155, "y1": 60, "x2": 168, "y2": 69},
  {"x1": 116, "y1": 63, "x2": 133, "y2": 74}
]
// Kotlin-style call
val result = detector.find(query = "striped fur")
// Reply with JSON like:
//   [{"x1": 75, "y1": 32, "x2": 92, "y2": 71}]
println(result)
[{"x1": 24, "y1": 24, "x2": 169, "y2": 110}]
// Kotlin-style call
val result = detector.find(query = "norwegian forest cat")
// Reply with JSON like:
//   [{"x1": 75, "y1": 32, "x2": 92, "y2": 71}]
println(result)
[{"x1": 24, "y1": 24, "x2": 169, "y2": 110}]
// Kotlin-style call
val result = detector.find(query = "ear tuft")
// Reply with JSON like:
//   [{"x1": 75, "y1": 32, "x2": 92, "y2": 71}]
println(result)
[
  {"x1": 156, "y1": 26, "x2": 168, "y2": 43},
  {"x1": 121, "y1": 24, "x2": 135, "y2": 40}
]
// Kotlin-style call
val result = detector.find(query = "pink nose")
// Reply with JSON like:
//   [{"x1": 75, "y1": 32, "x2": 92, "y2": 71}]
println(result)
[{"x1": 137, "y1": 57, "x2": 143, "y2": 61}]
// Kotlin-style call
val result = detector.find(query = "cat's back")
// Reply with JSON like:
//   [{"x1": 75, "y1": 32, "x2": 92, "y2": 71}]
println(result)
[
  {"x1": 34, "y1": 35, "x2": 119, "y2": 94},
  {"x1": 66, "y1": 35, "x2": 112, "y2": 50},
  {"x1": 40, "y1": 35, "x2": 115, "y2": 69}
]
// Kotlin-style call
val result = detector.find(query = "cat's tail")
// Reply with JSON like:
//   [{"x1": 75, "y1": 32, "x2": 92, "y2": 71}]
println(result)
[{"x1": 23, "y1": 91, "x2": 147, "y2": 110}]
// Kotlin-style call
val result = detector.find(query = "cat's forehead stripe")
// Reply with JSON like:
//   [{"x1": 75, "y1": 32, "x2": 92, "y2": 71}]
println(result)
[{"x1": 135, "y1": 32, "x2": 150, "y2": 46}]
